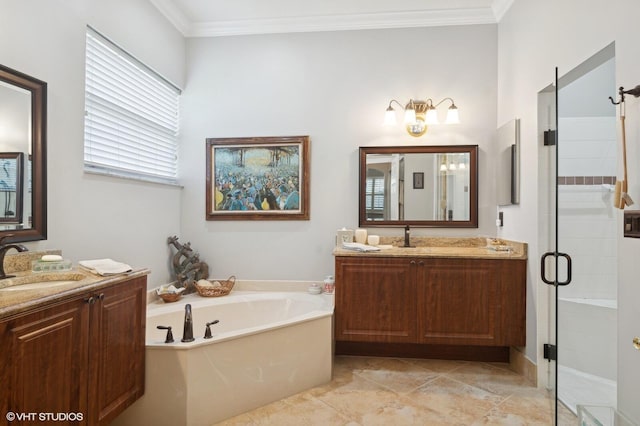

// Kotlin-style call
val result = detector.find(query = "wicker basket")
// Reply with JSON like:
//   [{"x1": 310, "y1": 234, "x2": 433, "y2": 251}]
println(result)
[
  {"x1": 158, "y1": 292, "x2": 183, "y2": 303},
  {"x1": 195, "y1": 276, "x2": 236, "y2": 297}
]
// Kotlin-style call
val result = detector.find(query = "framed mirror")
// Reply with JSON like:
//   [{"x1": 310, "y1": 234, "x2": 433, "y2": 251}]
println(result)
[
  {"x1": 496, "y1": 118, "x2": 520, "y2": 205},
  {"x1": 0, "y1": 64, "x2": 47, "y2": 242},
  {"x1": 359, "y1": 145, "x2": 478, "y2": 228}
]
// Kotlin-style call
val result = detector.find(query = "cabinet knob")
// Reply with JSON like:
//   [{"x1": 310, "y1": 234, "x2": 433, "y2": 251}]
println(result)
[
  {"x1": 633, "y1": 337, "x2": 640, "y2": 351},
  {"x1": 410, "y1": 260, "x2": 416, "y2": 265},
  {"x1": 97, "y1": 293, "x2": 105, "y2": 301},
  {"x1": 418, "y1": 260, "x2": 424, "y2": 266},
  {"x1": 84, "y1": 296, "x2": 95, "y2": 305}
]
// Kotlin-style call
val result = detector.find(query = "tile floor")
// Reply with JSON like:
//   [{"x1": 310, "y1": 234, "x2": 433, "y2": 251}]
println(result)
[{"x1": 215, "y1": 356, "x2": 578, "y2": 425}]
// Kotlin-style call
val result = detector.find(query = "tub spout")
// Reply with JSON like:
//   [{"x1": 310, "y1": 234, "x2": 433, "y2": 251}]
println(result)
[{"x1": 181, "y1": 303, "x2": 195, "y2": 342}]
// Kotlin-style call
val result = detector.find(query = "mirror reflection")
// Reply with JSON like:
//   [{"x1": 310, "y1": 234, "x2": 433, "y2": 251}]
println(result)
[
  {"x1": 359, "y1": 145, "x2": 478, "y2": 228},
  {"x1": 0, "y1": 64, "x2": 47, "y2": 242},
  {"x1": 0, "y1": 153, "x2": 24, "y2": 223}
]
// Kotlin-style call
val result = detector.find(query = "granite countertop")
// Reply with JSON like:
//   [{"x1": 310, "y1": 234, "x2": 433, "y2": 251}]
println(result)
[
  {"x1": 333, "y1": 237, "x2": 527, "y2": 260},
  {"x1": 0, "y1": 251, "x2": 149, "y2": 320}
]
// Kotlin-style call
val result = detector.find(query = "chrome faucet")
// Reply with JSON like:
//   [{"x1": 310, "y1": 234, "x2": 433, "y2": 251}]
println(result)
[
  {"x1": 181, "y1": 303, "x2": 195, "y2": 342},
  {"x1": 0, "y1": 234, "x2": 28, "y2": 280}
]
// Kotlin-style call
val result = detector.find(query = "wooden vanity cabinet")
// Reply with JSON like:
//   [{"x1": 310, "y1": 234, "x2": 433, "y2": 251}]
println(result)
[
  {"x1": 333, "y1": 257, "x2": 416, "y2": 343},
  {"x1": 335, "y1": 256, "x2": 525, "y2": 358},
  {"x1": 416, "y1": 258, "x2": 525, "y2": 346},
  {"x1": 89, "y1": 276, "x2": 146, "y2": 424},
  {"x1": 0, "y1": 276, "x2": 146, "y2": 425}
]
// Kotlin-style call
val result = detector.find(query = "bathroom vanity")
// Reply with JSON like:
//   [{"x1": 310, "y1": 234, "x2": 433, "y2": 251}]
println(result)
[
  {"x1": 333, "y1": 238, "x2": 526, "y2": 362},
  {"x1": 0, "y1": 257, "x2": 148, "y2": 425}
]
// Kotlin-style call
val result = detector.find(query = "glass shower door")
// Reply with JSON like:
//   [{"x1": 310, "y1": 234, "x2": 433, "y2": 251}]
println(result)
[
  {"x1": 545, "y1": 43, "x2": 619, "y2": 424},
  {"x1": 540, "y1": 67, "x2": 573, "y2": 425}
]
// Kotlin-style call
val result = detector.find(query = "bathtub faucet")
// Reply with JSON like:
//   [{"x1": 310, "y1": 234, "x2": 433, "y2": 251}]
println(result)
[{"x1": 181, "y1": 303, "x2": 195, "y2": 342}]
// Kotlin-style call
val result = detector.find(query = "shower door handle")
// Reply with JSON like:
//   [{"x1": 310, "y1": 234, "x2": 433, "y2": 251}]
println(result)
[{"x1": 540, "y1": 252, "x2": 572, "y2": 286}]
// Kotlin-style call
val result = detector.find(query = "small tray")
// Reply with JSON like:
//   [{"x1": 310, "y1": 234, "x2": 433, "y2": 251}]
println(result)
[
  {"x1": 31, "y1": 259, "x2": 73, "y2": 272},
  {"x1": 486, "y1": 245, "x2": 512, "y2": 252}
]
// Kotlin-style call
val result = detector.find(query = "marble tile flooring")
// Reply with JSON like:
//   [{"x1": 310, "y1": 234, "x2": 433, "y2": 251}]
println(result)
[{"x1": 215, "y1": 356, "x2": 578, "y2": 425}]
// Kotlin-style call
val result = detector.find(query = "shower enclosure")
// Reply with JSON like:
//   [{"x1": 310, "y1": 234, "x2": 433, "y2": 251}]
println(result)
[
  {"x1": 540, "y1": 43, "x2": 621, "y2": 424},
  {"x1": 556, "y1": 52, "x2": 618, "y2": 414}
]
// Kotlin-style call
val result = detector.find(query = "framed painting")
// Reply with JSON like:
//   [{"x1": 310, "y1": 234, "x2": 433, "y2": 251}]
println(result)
[
  {"x1": 413, "y1": 172, "x2": 424, "y2": 189},
  {"x1": 206, "y1": 136, "x2": 310, "y2": 220}
]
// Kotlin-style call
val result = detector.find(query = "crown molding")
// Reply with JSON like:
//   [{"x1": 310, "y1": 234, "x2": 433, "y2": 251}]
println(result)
[
  {"x1": 150, "y1": 1, "x2": 515, "y2": 38},
  {"x1": 188, "y1": 8, "x2": 496, "y2": 37},
  {"x1": 491, "y1": 0, "x2": 516, "y2": 22},
  {"x1": 150, "y1": 0, "x2": 191, "y2": 35}
]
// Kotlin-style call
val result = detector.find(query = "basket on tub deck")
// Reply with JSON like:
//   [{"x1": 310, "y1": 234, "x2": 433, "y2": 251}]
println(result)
[{"x1": 195, "y1": 276, "x2": 236, "y2": 297}]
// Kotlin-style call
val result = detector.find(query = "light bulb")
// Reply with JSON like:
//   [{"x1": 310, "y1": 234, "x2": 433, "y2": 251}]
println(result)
[
  {"x1": 383, "y1": 108, "x2": 397, "y2": 126},
  {"x1": 425, "y1": 107, "x2": 439, "y2": 125},
  {"x1": 403, "y1": 107, "x2": 417, "y2": 125},
  {"x1": 445, "y1": 105, "x2": 460, "y2": 124}
]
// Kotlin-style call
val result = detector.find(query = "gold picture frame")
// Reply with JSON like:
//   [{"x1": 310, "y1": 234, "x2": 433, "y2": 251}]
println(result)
[{"x1": 206, "y1": 136, "x2": 310, "y2": 221}]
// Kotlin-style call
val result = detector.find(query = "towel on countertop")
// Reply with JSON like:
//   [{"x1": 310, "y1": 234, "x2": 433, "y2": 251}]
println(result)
[
  {"x1": 79, "y1": 258, "x2": 132, "y2": 276},
  {"x1": 341, "y1": 242, "x2": 381, "y2": 252}
]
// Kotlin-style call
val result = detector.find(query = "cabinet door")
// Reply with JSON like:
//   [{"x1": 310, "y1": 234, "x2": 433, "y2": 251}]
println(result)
[
  {"x1": 335, "y1": 257, "x2": 416, "y2": 343},
  {"x1": 417, "y1": 258, "x2": 499, "y2": 345},
  {"x1": 88, "y1": 276, "x2": 146, "y2": 425},
  {"x1": 0, "y1": 298, "x2": 90, "y2": 424}
]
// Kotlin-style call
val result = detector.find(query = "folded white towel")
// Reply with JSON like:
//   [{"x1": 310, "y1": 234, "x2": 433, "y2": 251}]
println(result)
[
  {"x1": 342, "y1": 242, "x2": 381, "y2": 252},
  {"x1": 79, "y1": 258, "x2": 132, "y2": 276}
]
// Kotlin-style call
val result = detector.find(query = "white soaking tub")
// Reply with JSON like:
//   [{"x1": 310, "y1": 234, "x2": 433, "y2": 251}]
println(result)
[{"x1": 113, "y1": 290, "x2": 334, "y2": 426}]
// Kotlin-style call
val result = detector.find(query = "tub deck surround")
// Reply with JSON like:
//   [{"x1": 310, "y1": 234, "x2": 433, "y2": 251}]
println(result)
[
  {"x1": 0, "y1": 250, "x2": 150, "y2": 319},
  {"x1": 334, "y1": 236, "x2": 527, "y2": 259},
  {"x1": 115, "y1": 288, "x2": 334, "y2": 426},
  {"x1": 145, "y1": 290, "x2": 334, "y2": 348}
]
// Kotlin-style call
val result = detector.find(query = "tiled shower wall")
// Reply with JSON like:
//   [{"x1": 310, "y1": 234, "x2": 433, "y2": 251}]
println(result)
[{"x1": 557, "y1": 116, "x2": 618, "y2": 301}]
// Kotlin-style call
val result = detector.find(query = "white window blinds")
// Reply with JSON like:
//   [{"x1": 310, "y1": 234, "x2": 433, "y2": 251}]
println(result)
[{"x1": 84, "y1": 27, "x2": 180, "y2": 185}]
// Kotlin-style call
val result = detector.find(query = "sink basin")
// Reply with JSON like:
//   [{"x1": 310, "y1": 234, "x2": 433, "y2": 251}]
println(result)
[
  {"x1": 0, "y1": 273, "x2": 87, "y2": 291},
  {"x1": 393, "y1": 246, "x2": 431, "y2": 253}
]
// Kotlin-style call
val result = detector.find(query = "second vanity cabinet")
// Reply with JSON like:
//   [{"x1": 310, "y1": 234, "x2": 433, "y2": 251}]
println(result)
[
  {"x1": 0, "y1": 275, "x2": 147, "y2": 425},
  {"x1": 334, "y1": 255, "x2": 526, "y2": 358}
]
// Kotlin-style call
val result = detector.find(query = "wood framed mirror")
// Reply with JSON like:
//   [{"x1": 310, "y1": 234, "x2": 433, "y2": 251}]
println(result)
[
  {"x1": 0, "y1": 64, "x2": 47, "y2": 242},
  {"x1": 359, "y1": 145, "x2": 478, "y2": 228}
]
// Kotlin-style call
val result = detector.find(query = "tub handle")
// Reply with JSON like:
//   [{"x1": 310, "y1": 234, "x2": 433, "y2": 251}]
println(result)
[
  {"x1": 157, "y1": 325, "x2": 174, "y2": 343},
  {"x1": 204, "y1": 320, "x2": 220, "y2": 339}
]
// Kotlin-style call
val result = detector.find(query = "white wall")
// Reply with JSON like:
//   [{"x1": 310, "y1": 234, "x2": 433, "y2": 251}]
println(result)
[
  {"x1": 0, "y1": 0, "x2": 186, "y2": 287},
  {"x1": 497, "y1": 0, "x2": 640, "y2": 421},
  {"x1": 179, "y1": 25, "x2": 498, "y2": 281}
]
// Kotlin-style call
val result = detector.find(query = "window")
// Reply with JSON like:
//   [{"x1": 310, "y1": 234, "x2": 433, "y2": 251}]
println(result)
[
  {"x1": 84, "y1": 27, "x2": 180, "y2": 185},
  {"x1": 365, "y1": 170, "x2": 385, "y2": 220}
]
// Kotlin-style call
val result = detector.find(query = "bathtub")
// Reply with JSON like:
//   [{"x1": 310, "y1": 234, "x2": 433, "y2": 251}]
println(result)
[{"x1": 113, "y1": 290, "x2": 334, "y2": 426}]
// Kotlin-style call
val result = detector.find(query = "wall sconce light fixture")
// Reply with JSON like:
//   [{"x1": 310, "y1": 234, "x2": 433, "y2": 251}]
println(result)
[
  {"x1": 384, "y1": 97, "x2": 459, "y2": 137},
  {"x1": 439, "y1": 153, "x2": 466, "y2": 172}
]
